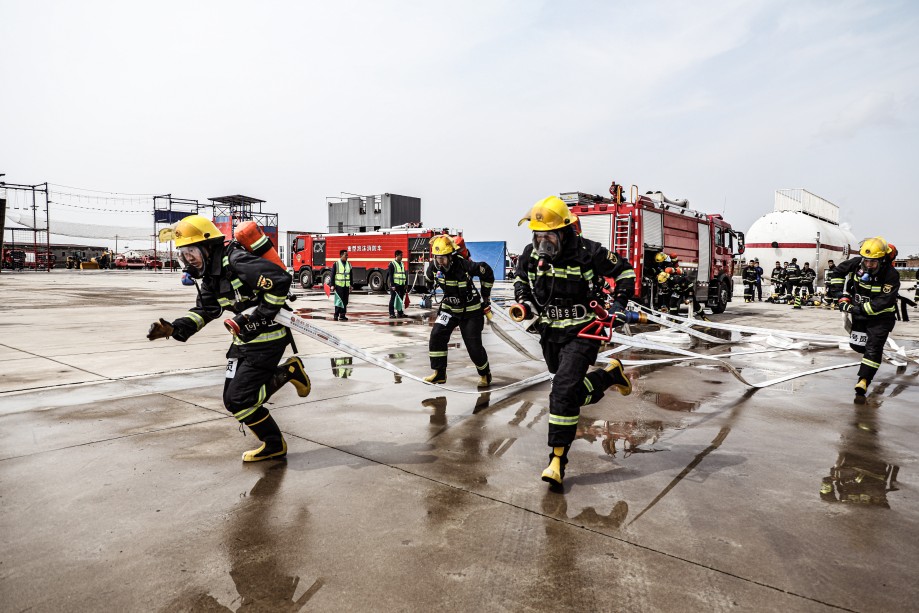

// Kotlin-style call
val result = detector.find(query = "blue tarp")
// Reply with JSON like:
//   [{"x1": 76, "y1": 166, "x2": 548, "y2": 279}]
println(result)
[{"x1": 466, "y1": 241, "x2": 507, "y2": 281}]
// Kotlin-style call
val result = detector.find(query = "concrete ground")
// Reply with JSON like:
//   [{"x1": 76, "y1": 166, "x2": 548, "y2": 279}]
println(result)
[{"x1": 1, "y1": 271, "x2": 918, "y2": 612}]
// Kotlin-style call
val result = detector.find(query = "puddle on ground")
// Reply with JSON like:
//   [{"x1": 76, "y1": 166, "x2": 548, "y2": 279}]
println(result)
[
  {"x1": 330, "y1": 356, "x2": 353, "y2": 378},
  {"x1": 821, "y1": 405, "x2": 901, "y2": 508},
  {"x1": 576, "y1": 417, "x2": 670, "y2": 457},
  {"x1": 641, "y1": 391, "x2": 701, "y2": 413}
]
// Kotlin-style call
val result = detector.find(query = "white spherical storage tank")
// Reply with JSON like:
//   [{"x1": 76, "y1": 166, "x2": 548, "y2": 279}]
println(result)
[{"x1": 744, "y1": 210, "x2": 856, "y2": 284}]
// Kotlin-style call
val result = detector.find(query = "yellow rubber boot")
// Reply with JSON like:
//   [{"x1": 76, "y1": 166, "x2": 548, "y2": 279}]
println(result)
[
  {"x1": 478, "y1": 372, "x2": 492, "y2": 388},
  {"x1": 541, "y1": 446, "x2": 568, "y2": 487},
  {"x1": 241, "y1": 413, "x2": 288, "y2": 462},
  {"x1": 424, "y1": 370, "x2": 446, "y2": 384},
  {"x1": 854, "y1": 378, "x2": 868, "y2": 396},
  {"x1": 605, "y1": 359, "x2": 632, "y2": 396},
  {"x1": 281, "y1": 357, "x2": 311, "y2": 397},
  {"x1": 242, "y1": 436, "x2": 288, "y2": 462}
]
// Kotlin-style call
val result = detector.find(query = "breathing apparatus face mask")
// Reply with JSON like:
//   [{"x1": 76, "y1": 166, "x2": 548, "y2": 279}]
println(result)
[
  {"x1": 178, "y1": 245, "x2": 207, "y2": 278},
  {"x1": 434, "y1": 254, "x2": 452, "y2": 271},
  {"x1": 862, "y1": 257, "x2": 880, "y2": 274},
  {"x1": 532, "y1": 231, "x2": 561, "y2": 262}
]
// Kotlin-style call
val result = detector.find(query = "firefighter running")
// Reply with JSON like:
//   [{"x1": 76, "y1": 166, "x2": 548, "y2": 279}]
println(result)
[
  {"x1": 423, "y1": 235, "x2": 494, "y2": 387},
  {"x1": 513, "y1": 196, "x2": 635, "y2": 488},
  {"x1": 387, "y1": 250, "x2": 407, "y2": 318},
  {"x1": 146, "y1": 215, "x2": 311, "y2": 462},
  {"x1": 829, "y1": 237, "x2": 900, "y2": 398}
]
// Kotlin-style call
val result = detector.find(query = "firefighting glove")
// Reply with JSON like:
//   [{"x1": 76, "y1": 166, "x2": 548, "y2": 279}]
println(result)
[
  {"x1": 482, "y1": 300, "x2": 492, "y2": 320},
  {"x1": 838, "y1": 298, "x2": 858, "y2": 314},
  {"x1": 227, "y1": 313, "x2": 271, "y2": 343},
  {"x1": 147, "y1": 318, "x2": 174, "y2": 341}
]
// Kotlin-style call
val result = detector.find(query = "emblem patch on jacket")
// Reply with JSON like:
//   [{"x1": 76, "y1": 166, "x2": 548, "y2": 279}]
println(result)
[
  {"x1": 608, "y1": 252, "x2": 619, "y2": 264},
  {"x1": 257, "y1": 275, "x2": 274, "y2": 290},
  {"x1": 882, "y1": 284, "x2": 892, "y2": 293}
]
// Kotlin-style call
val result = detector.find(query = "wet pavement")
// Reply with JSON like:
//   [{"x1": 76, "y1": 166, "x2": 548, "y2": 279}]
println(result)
[{"x1": 1, "y1": 271, "x2": 918, "y2": 612}]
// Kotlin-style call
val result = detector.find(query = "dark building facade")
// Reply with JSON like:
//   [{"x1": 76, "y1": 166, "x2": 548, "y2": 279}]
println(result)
[{"x1": 327, "y1": 193, "x2": 421, "y2": 233}]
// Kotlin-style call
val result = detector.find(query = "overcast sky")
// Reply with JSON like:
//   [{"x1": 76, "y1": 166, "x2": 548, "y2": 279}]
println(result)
[{"x1": 2, "y1": 0, "x2": 917, "y2": 254}]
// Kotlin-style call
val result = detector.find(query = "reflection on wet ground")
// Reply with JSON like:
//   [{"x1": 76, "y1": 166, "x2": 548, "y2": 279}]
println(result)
[
  {"x1": 577, "y1": 417, "x2": 667, "y2": 457},
  {"x1": 330, "y1": 356, "x2": 353, "y2": 378},
  {"x1": 641, "y1": 390, "x2": 702, "y2": 413},
  {"x1": 167, "y1": 463, "x2": 323, "y2": 611},
  {"x1": 821, "y1": 405, "x2": 901, "y2": 508},
  {"x1": 542, "y1": 491, "x2": 630, "y2": 531}
]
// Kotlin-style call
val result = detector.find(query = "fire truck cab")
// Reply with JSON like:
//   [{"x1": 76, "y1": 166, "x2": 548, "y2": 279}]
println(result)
[
  {"x1": 563, "y1": 183, "x2": 745, "y2": 313},
  {"x1": 2, "y1": 248, "x2": 26, "y2": 271}
]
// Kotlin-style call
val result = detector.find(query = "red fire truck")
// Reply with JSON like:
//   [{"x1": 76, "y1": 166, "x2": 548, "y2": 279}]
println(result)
[
  {"x1": 113, "y1": 254, "x2": 163, "y2": 270},
  {"x1": 2, "y1": 248, "x2": 26, "y2": 270},
  {"x1": 290, "y1": 227, "x2": 462, "y2": 291},
  {"x1": 563, "y1": 182, "x2": 745, "y2": 313}
]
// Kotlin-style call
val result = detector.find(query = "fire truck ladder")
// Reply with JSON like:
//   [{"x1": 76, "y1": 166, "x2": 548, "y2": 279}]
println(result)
[{"x1": 612, "y1": 214, "x2": 631, "y2": 257}]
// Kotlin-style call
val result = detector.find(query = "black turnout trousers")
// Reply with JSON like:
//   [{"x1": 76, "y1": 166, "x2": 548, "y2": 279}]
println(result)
[
  {"x1": 849, "y1": 315, "x2": 896, "y2": 384},
  {"x1": 542, "y1": 335, "x2": 615, "y2": 447},
  {"x1": 428, "y1": 312, "x2": 489, "y2": 375},
  {"x1": 223, "y1": 339, "x2": 288, "y2": 424}
]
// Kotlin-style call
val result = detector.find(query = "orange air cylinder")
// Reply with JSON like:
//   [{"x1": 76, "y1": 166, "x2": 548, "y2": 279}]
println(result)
[{"x1": 235, "y1": 221, "x2": 285, "y2": 270}]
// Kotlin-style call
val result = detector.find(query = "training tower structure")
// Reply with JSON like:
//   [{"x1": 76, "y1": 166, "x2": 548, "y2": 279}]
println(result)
[
  {"x1": 1, "y1": 180, "x2": 52, "y2": 272},
  {"x1": 153, "y1": 194, "x2": 201, "y2": 268},
  {"x1": 208, "y1": 195, "x2": 279, "y2": 258}
]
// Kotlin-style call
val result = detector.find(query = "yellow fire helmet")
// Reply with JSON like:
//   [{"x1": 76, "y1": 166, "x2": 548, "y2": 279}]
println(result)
[
  {"x1": 158, "y1": 215, "x2": 225, "y2": 247},
  {"x1": 654, "y1": 252, "x2": 669, "y2": 263},
  {"x1": 657, "y1": 271, "x2": 670, "y2": 283},
  {"x1": 430, "y1": 234, "x2": 458, "y2": 256},
  {"x1": 518, "y1": 196, "x2": 578, "y2": 231},
  {"x1": 859, "y1": 237, "x2": 891, "y2": 259}
]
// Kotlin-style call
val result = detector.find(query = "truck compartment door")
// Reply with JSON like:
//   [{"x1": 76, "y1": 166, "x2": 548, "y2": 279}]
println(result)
[
  {"x1": 313, "y1": 238, "x2": 326, "y2": 267},
  {"x1": 698, "y1": 222, "x2": 711, "y2": 284},
  {"x1": 579, "y1": 215, "x2": 612, "y2": 250},
  {"x1": 643, "y1": 211, "x2": 663, "y2": 249}
]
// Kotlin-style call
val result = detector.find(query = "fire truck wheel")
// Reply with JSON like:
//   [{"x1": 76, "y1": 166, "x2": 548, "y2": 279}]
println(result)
[
  {"x1": 368, "y1": 270, "x2": 385, "y2": 293},
  {"x1": 299, "y1": 268, "x2": 313, "y2": 289},
  {"x1": 322, "y1": 271, "x2": 333, "y2": 288},
  {"x1": 710, "y1": 279, "x2": 730, "y2": 314}
]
